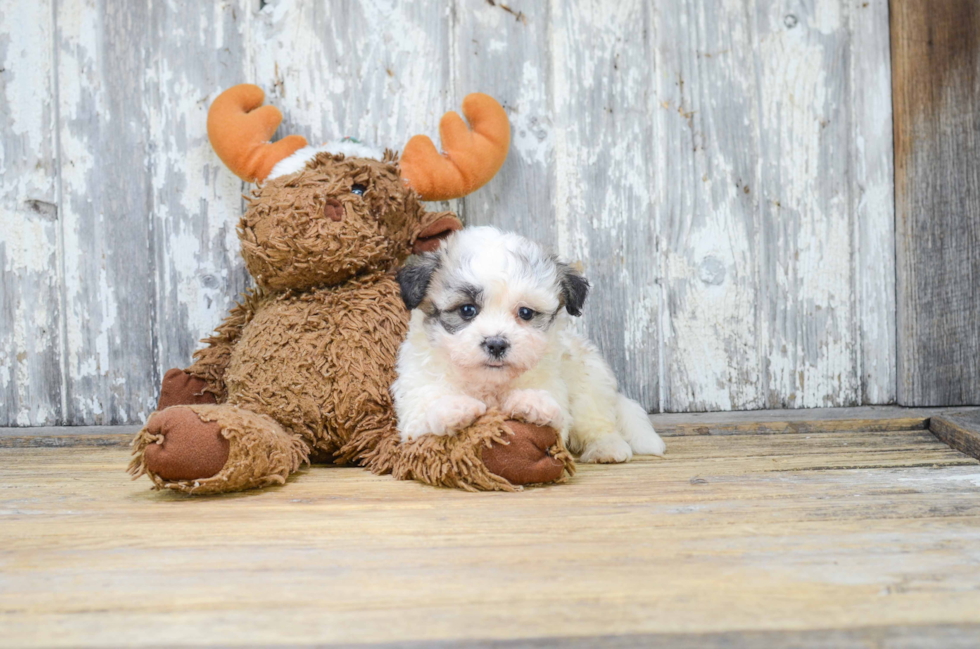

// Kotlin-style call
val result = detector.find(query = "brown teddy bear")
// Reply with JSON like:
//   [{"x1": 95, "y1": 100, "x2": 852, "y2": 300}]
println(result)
[{"x1": 128, "y1": 85, "x2": 574, "y2": 494}]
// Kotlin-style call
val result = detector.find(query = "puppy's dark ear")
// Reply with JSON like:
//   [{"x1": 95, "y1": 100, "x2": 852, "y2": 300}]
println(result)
[
  {"x1": 397, "y1": 253, "x2": 440, "y2": 311},
  {"x1": 557, "y1": 262, "x2": 590, "y2": 316}
]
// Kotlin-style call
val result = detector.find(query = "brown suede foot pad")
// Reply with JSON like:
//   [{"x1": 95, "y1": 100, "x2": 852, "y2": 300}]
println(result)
[
  {"x1": 158, "y1": 368, "x2": 217, "y2": 410},
  {"x1": 143, "y1": 408, "x2": 230, "y2": 481},
  {"x1": 482, "y1": 420, "x2": 565, "y2": 486}
]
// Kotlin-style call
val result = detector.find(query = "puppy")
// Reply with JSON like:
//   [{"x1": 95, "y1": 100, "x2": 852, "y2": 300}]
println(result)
[{"x1": 392, "y1": 226, "x2": 665, "y2": 463}]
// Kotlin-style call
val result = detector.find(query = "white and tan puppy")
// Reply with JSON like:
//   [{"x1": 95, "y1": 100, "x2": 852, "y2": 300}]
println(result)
[{"x1": 392, "y1": 226, "x2": 665, "y2": 463}]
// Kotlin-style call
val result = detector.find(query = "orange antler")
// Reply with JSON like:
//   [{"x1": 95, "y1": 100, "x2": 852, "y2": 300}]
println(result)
[
  {"x1": 207, "y1": 84, "x2": 308, "y2": 183},
  {"x1": 400, "y1": 93, "x2": 510, "y2": 201}
]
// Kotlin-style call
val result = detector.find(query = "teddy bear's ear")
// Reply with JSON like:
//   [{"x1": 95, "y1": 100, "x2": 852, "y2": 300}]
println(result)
[
  {"x1": 207, "y1": 85, "x2": 309, "y2": 182},
  {"x1": 412, "y1": 213, "x2": 462, "y2": 254},
  {"x1": 399, "y1": 93, "x2": 510, "y2": 202}
]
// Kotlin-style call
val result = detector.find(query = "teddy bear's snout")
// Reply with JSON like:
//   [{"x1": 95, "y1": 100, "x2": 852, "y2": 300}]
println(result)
[{"x1": 322, "y1": 198, "x2": 345, "y2": 222}]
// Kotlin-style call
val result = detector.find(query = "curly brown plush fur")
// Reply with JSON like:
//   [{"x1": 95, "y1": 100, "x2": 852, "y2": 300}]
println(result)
[
  {"x1": 128, "y1": 150, "x2": 574, "y2": 494},
  {"x1": 369, "y1": 412, "x2": 574, "y2": 492},
  {"x1": 130, "y1": 404, "x2": 308, "y2": 494}
]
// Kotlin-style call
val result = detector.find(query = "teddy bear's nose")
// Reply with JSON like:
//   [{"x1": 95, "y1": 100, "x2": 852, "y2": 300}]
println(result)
[{"x1": 323, "y1": 198, "x2": 344, "y2": 222}]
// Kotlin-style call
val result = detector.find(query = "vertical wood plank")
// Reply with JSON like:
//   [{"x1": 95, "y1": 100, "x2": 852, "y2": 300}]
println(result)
[
  {"x1": 850, "y1": 0, "x2": 895, "y2": 405},
  {"x1": 551, "y1": 0, "x2": 660, "y2": 411},
  {"x1": 754, "y1": 0, "x2": 859, "y2": 409},
  {"x1": 453, "y1": 1, "x2": 556, "y2": 248},
  {"x1": 892, "y1": 0, "x2": 980, "y2": 406},
  {"x1": 654, "y1": 0, "x2": 765, "y2": 412},
  {"x1": 144, "y1": 0, "x2": 253, "y2": 378},
  {"x1": 659, "y1": 0, "x2": 895, "y2": 411},
  {"x1": 0, "y1": 0, "x2": 64, "y2": 425},
  {"x1": 56, "y1": 0, "x2": 157, "y2": 424}
]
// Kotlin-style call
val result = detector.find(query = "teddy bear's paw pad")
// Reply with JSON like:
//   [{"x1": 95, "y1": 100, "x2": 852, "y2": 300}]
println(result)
[
  {"x1": 502, "y1": 389, "x2": 563, "y2": 428},
  {"x1": 482, "y1": 420, "x2": 564, "y2": 485},
  {"x1": 579, "y1": 435, "x2": 633, "y2": 464},
  {"x1": 143, "y1": 407, "x2": 230, "y2": 481},
  {"x1": 158, "y1": 368, "x2": 217, "y2": 410}
]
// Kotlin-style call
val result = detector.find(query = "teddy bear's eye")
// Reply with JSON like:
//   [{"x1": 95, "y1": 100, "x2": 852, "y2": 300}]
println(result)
[
  {"x1": 518, "y1": 307, "x2": 536, "y2": 321},
  {"x1": 351, "y1": 183, "x2": 367, "y2": 196}
]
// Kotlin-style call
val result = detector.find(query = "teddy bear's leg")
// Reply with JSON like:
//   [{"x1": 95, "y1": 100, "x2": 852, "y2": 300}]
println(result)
[
  {"x1": 481, "y1": 420, "x2": 574, "y2": 486},
  {"x1": 128, "y1": 404, "x2": 309, "y2": 495},
  {"x1": 367, "y1": 411, "x2": 574, "y2": 492},
  {"x1": 157, "y1": 368, "x2": 218, "y2": 409}
]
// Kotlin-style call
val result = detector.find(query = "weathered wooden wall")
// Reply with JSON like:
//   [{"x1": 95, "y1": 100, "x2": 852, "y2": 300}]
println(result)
[
  {"x1": 0, "y1": 0, "x2": 896, "y2": 425},
  {"x1": 892, "y1": 0, "x2": 980, "y2": 406}
]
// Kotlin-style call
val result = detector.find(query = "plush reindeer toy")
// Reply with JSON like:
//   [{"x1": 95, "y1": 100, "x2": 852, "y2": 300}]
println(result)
[{"x1": 128, "y1": 85, "x2": 573, "y2": 494}]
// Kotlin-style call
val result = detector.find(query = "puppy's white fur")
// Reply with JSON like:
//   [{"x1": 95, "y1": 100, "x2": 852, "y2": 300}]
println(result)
[{"x1": 392, "y1": 227, "x2": 665, "y2": 463}]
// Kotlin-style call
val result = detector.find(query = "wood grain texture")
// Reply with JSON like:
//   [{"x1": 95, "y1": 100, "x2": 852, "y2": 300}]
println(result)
[
  {"x1": 454, "y1": 1, "x2": 556, "y2": 247},
  {"x1": 892, "y1": 0, "x2": 980, "y2": 406},
  {"x1": 658, "y1": 0, "x2": 897, "y2": 412},
  {"x1": 551, "y1": 0, "x2": 662, "y2": 410},
  {"x1": 2, "y1": 429, "x2": 980, "y2": 646},
  {"x1": 272, "y1": 625, "x2": 980, "y2": 648},
  {"x1": 851, "y1": 0, "x2": 896, "y2": 406},
  {"x1": 0, "y1": 429, "x2": 133, "y2": 448},
  {"x1": 0, "y1": 0, "x2": 64, "y2": 425},
  {"x1": 651, "y1": 404, "x2": 980, "y2": 436},
  {"x1": 654, "y1": 0, "x2": 758, "y2": 413},
  {"x1": 0, "y1": 0, "x2": 897, "y2": 424},
  {"x1": 56, "y1": 0, "x2": 158, "y2": 424},
  {"x1": 753, "y1": 0, "x2": 858, "y2": 410},
  {"x1": 248, "y1": 0, "x2": 453, "y2": 166},
  {"x1": 8, "y1": 404, "x2": 975, "y2": 446},
  {"x1": 146, "y1": 1, "x2": 255, "y2": 384},
  {"x1": 931, "y1": 410, "x2": 980, "y2": 461}
]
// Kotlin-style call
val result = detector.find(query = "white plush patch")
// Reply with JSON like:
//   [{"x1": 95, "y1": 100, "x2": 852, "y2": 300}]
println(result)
[{"x1": 266, "y1": 140, "x2": 386, "y2": 180}]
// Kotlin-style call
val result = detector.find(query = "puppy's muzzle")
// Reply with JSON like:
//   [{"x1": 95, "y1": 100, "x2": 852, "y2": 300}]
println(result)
[{"x1": 481, "y1": 336, "x2": 510, "y2": 359}]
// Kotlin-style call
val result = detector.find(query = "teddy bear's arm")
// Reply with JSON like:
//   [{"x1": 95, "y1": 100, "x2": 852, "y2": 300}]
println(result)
[{"x1": 186, "y1": 289, "x2": 265, "y2": 402}]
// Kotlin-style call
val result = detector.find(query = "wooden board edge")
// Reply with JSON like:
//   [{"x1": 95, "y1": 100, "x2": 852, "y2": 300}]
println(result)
[
  {"x1": 5, "y1": 408, "x2": 980, "y2": 445},
  {"x1": 657, "y1": 417, "x2": 929, "y2": 437},
  {"x1": 0, "y1": 434, "x2": 133, "y2": 449},
  {"x1": 0, "y1": 426, "x2": 136, "y2": 448},
  {"x1": 930, "y1": 412, "x2": 980, "y2": 460},
  {"x1": 652, "y1": 406, "x2": 980, "y2": 437},
  {"x1": 263, "y1": 622, "x2": 980, "y2": 648},
  {"x1": 5, "y1": 408, "x2": 980, "y2": 446}
]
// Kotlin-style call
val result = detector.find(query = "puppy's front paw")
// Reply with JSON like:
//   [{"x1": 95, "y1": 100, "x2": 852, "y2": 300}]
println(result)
[
  {"x1": 579, "y1": 435, "x2": 633, "y2": 464},
  {"x1": 422, "y1": 395, "x2": 488, "y2": 438},
  {"x1": 502, "y1": 389, "x2": 563, "y2": 428}
]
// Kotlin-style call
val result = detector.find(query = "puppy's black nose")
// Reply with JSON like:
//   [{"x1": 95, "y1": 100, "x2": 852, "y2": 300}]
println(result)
[{"x1": 482, "y1": 336, "x2": 510, "y2": 359}]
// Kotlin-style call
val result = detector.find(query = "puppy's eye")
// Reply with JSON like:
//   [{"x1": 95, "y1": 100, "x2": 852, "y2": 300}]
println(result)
[
  {"x1": 458, "y1": 304, "x2": 479, "y2": 320},
  {"x1": 351, "y1": 183, "x2": 367, "y2": 196},
  {"x1": 517, "y1": 307, "x2": 536, "y2": 321}
]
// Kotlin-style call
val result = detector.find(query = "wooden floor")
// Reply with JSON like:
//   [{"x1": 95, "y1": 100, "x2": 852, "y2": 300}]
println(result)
[{"x1": 3, "y1": 410, "x2": 980, "y2": 647}]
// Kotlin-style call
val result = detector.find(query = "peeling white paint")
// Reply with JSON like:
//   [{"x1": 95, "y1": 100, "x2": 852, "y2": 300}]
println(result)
[
  {"x1": 1, "y1": 0, "x2": 897, "y2": 424},
  {"x1": 0, "y1": 0, "x2": 62, "y2": 425},
  {"x1": 509, "y1": 61, "x2": 551, "y2": 167}
]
